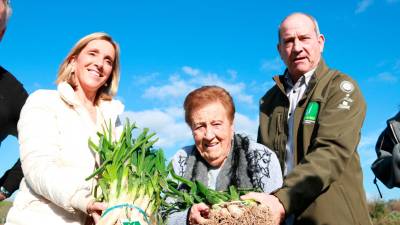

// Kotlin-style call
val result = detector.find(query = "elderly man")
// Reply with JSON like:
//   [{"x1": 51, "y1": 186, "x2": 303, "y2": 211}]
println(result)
[
  {"x1": 243, "y1": 13, "x2": 372, "y2": 225},
  {"x1": 0, "y1": 0, "x2": 28, "y2": 201}
]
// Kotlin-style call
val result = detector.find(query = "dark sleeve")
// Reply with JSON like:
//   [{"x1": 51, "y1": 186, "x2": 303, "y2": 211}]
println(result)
[
  {"x1": 372, "y1": 115, "x2": 400, "y2": 188},
  {"x1": 0, "y1": 159, "x2": 24, "y2": 195},
  {"x1": 0, "y1": 71, "x2": 28, "y2": 195},
  {"x1": 256, "y1": 126, "x2": 262, "y2": 143},
  {"x1": 376, "y1": 125, "x2": 396, "y2": 154},
  {"x1": 10, "y1": 81, "x2": 29, "y2": 137},
  {"x1": 393, "y1": 144, "x2": 400, "y2": 186},
  {"x1": 0, "y1": 68, "x2": 28, "y2": 140}
]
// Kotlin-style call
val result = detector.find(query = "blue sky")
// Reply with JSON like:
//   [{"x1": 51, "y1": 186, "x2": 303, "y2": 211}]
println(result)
[{"x1": 0, "y1": 1, "x2": 399, "y2": 200}]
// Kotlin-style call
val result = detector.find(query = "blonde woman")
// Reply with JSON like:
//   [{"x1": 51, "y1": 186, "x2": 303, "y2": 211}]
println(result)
[{"x1": 6, "y1": 32, "x2": 124, "y2": 225}]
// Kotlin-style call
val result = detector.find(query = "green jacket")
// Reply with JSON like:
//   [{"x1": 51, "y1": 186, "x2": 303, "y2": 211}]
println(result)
[{"x1": 258, "y1": 60, "x2": 372, "y2": 225}]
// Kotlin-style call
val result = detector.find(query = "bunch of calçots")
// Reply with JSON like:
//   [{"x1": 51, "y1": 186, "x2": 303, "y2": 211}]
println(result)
[
  {"x1": 86, "y1": 120, "x2": 262, "y2": 225},
  {"x1": 86, "y1": 120, "x2": 168, "y2": 225},
  {"x1": 162, "y1": 164, "x2": 259, "y2": 219}
]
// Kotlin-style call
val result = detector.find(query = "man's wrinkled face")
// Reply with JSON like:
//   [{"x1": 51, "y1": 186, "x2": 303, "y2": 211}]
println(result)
[{"x1": 278, "y1": 14, "x2": 325, "y2": 80}]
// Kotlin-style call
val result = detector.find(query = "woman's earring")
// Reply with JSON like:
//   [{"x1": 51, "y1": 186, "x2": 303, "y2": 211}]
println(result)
[
  {"x1": 104, "y1": 82, "x2": 108, "y2": 87},
  {"x1": 69, "y1": 63, "x2": 75, "y2": 75}
]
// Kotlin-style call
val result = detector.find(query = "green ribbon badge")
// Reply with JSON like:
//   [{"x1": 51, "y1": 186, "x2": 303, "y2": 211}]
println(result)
[{"x1": 303, "y1": 101, "x2": 319, "y2": 124}]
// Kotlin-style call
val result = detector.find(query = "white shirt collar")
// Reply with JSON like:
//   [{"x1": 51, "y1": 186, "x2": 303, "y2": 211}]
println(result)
[{"x1": 285, "y1": 67, "x2": 317, "y2": 88}]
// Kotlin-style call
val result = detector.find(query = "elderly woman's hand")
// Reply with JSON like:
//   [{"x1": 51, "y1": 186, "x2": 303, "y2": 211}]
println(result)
[
  {"x1": 241, "y1": 192, "x2": 285, "y2": 225},
  {"x1": 188, "y1": 203, "x2": 210, "y2": 225},
  {"x1": 86, "y1": 201, "x2": 107, "y2": 224}
]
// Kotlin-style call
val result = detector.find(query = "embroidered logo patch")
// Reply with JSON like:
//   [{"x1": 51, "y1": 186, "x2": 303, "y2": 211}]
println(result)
[
  {"x1": 340, "y1": 81, "x2": 354, "y2": 94},
  {"x1": 338, "y1": 100, "x2": 351, "y2": 110},
  {"x1": 338, "y1": 81, "x2": 355, "y2": 110}
]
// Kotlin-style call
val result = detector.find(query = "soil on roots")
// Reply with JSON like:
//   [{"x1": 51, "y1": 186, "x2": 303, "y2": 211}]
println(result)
[{"x1": 205, "y1": 204, "x2": 274, "y2": 225}]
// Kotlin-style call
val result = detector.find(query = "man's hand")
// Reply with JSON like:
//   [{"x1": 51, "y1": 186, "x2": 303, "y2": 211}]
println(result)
[
  {"x1": 241, "y1": 192, "x2": 285, "y2": 225},
  {"x1": 188, "y1": 203, "x2": 210, "y2": 225},
  {"x1": 0, "y1": 192, "x2": 6, "y2": 201},
  {"x1": 86, "y1": 201, "x2": 107, "y2": 224}
]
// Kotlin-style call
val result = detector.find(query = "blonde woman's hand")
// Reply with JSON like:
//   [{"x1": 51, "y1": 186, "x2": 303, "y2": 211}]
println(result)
[{"x1": 87, "y1": 201, "x2": 107, "y2": 224}]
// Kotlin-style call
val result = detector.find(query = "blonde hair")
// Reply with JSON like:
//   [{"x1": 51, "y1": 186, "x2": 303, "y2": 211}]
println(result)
[{"x1": 56, "y1": 32, "x2": 120, "y2": 103}]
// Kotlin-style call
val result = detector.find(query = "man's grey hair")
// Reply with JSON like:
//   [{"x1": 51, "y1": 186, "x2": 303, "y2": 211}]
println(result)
[{"x1": 277, "y1": 12, "x2": 321, "y2": 44}]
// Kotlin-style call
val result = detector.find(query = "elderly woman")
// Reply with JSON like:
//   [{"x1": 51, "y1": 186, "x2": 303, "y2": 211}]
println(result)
[
  {"x1": 5, "y1": 32, "x2": 124, "y2": 225},
  {"x1": 168, "y1": 86, "x2": 283, "y2": 225}
]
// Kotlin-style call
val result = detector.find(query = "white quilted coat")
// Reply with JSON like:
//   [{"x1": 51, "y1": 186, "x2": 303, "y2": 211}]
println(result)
[{"x1": 6, "y1": 82, "x2": 124, "y2": 225}]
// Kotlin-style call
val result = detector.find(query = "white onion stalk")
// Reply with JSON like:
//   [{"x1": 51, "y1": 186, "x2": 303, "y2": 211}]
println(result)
[{"x1": 86, "y1": 121, "x2": 168, "y2": 225}]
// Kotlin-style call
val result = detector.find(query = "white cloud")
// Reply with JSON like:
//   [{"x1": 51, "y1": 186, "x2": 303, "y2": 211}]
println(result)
[
  {"x1": 236, "y1": 94, "x2": 254, "y2": 105},
  {"x1": 234, "y1": 113, "x2": 258, "y2": 140},
  {"x1": 261, "y1": 56, "x2": 284, "y2": 73},
  {"x1": 377, "y1": 58, "x2": 400, "y2": 73},
  {"x1": 165, "y1": 107, "x2": 185, "y2": 119},
  {"x1": 131, "y1": 72, "x2": 159, "y2": 85},
  {"x1": 366, "y1": 192, "x2": 382, "y2": 202},
  {"x1": 142, "y1": 67, "x2": 254, "y2": 105},
  {"x1": 358, "y1": 131, "x2": 381, "y2": 168},
  {"x1": 248, "y1": 80, "x2": 275, "y2": 97},
  {"x1": 377, "y1": 72, "x2": 398, "y2": 82},
  {"x1": 394, "y1": 59, "x2": 400, "y2": 72},
  {"x1": 32, "y1": 82, "x2": 42, "y2": 89},
  {"x1": 358, "y1": 131, "x2": 385, "y2": 201},
  {"x1": 368, "y1": 72, "x2": 398, "y2": 83},
  {"x1": 182, "y1": 66, "x2": 200, "y2": 76},
  {"x1": 195, "y1": 74, "x2": 254, "y2": 105},
  {"x1": 355, "y1": 0, "x2": 374, "y2": 14},
  {"x1": 359, "y1": 133, "x2": 378, "y2": 150},
  {"x1": 376, "y1": 60, "x2": 388, "y2": 68},
  {"x1": 227, "y1": 69, "x2": 238, "y2": 80},
  {"x1": 121, "y1": 109, "x2": 192, "y2": 154},
  {"x1": 356, "y1": 127, "x2": 400, "y2": 201},
  {"x1": 142, "y1": 79, "x2": 195, "y2": 99},
  {"x1": 370, "y1": 59, "x2": 400, "y2": 83}
]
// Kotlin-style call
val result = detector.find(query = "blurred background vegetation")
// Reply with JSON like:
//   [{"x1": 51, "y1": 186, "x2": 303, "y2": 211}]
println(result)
[
  {"x1": 0, "y1": 201, "x2": 12, "y2": 224},
  {"x1": 369, "y1": 199, "x2": 400, "y2": 225}
]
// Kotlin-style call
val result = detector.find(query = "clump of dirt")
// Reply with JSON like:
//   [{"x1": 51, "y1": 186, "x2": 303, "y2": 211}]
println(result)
[{"x1": 202, "y1": 202, "x2": 274, "y2": 225}]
